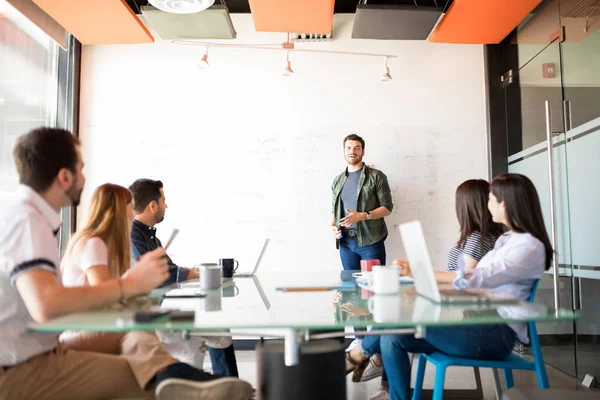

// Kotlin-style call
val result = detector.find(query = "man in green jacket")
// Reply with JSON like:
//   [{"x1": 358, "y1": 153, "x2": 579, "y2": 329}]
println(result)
[{"x1": 330, "y1": 134, "x2": 393, "y2": 270}]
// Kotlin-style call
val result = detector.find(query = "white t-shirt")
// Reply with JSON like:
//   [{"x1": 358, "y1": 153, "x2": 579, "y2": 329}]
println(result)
[
  {"x1": 61, "y1": 237, "x2": 109, "y2": 287},
  {"x1": 0, "y1": 185, "x2": 62, "y2": 366}
]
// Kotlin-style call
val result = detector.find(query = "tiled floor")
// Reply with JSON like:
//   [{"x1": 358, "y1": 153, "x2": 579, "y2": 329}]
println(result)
[{"x1": 205, "y1": 350, "x2": 599, "y2": 399}]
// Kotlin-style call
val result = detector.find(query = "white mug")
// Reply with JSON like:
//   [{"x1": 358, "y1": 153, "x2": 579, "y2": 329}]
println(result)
[
  {"x1": 368, "y1": 295, "x2": 402, "y2": 323},
  {"x1": 199, "y1": 263, "x2": 222, "y2": 290},
  {"x1": 371, "y1": 265, "x2": 399, "y2": 294}
]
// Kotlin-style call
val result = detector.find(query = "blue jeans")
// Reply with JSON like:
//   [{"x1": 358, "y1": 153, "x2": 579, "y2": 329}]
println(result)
[
  {"x1": 339, "y1": 236, "x2": 386, "y2": 271},
  {"x1": 208, "y1": 345, "x2": 238, "y2": 377},
  {"x1": 361, "y1": 325, "x2": 516, "y2": 400}
]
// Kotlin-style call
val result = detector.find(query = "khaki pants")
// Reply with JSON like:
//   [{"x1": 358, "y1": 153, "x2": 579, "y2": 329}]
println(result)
[{"x1": 0, "y1": 331, "x2": 178, "y2": 400}]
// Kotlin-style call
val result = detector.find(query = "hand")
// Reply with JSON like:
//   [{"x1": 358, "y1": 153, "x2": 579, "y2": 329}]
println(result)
[
  {"x1": 331, "y1": 225, "x2": 342, "y2": 239},
  {"x1": 122, "y1": 248, "x2": 169, "y2": 296},
  {"x1": 340, "y1": 209, "x2": 366, "y2": 227},
  {"x1": 341, "y1": 303, "x2": 370, "y2": 318},
  {"x1": 393, "y1": 259, "x2": 412, "y2": 277},
  {"x1": 332, "y1": 291, "x2": 343, "y2": 311}
]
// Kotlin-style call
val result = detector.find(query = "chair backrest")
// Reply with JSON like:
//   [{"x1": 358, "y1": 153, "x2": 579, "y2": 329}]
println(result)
[{"x1": 527, "y1": 279, "x2": 541, "y2": 303}]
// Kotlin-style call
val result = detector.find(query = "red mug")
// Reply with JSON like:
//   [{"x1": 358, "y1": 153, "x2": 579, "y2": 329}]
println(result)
[{"x1": 360, "y1": 259, "x2": 380, "y2": 272}]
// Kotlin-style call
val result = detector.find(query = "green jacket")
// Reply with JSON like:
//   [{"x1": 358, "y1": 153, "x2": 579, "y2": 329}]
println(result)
[{"x1": 331, "y1": 164, "x2": 393, "y2": 248}]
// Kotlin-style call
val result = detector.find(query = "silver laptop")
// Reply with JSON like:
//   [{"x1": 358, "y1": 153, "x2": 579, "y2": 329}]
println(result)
[
  {"x1": 399, "y1": 221, "x2": 519, "y2": 304},
  {"x1": 235, "y1": 238, "x2": 269, "y2": 277}
]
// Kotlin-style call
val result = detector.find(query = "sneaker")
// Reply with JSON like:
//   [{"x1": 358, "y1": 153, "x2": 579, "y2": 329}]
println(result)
[
  {"x1": 368, "y1": 386, "x2": 390, "y2": 400},
  {"x1": 359, "y1": 355, "x2": 383, "y2": 382},
  {"x1": 156, "y1": 377, "x2": 253, "y2": 400},
  {"x1": 346, "y1": 338, "x2": 362, "y2": 353},
  {"x1": 155, "y1": 362, "x2": 252, "y2": 400}
]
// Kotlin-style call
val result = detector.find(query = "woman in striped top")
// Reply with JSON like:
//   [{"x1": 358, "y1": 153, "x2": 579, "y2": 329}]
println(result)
[{"x1": 446, "y1": 179, "x2": 504, "y2": 272}]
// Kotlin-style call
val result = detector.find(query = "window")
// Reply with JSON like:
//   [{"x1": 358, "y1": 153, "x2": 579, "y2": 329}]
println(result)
[{"x1": 0, "y1": 0, "x2": 60, "y2": 208}]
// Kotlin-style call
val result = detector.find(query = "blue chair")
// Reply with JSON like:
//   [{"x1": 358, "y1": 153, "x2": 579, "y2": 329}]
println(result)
[{"x1": 412, "y1": 280, "x2": 548, "y2": 400}]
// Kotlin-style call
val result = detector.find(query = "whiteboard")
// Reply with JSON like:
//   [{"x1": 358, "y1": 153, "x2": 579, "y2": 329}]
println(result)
[{"x1": 80, "y1": 123, "x2": 486, "y2": 273}]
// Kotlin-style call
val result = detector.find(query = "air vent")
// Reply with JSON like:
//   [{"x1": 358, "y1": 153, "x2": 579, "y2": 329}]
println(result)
[
  {"x1": 561, "y1": 0, "x2": 600, "y2": 18},
  {"x1": 290, "y1": 33, "x2": 332, "y2": 42},
  {"x1": 141, "y1": 4, "x2": 236, "y2": 39}
]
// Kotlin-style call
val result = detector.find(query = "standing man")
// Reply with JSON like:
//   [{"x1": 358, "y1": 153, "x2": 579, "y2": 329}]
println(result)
[
  {"x1": 129, "y1": 178, "x2": 239, "y2": 378},
  {"x1": 330, "y1": 134, "x2": 393, "y2": 270}
]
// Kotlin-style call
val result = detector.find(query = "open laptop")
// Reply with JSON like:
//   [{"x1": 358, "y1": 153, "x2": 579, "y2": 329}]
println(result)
[
  {"x1": 235, "y1": 238, "x2": 269, "y2": 277},
  {"x1": 399, "y1": 221, "x2": 519, "y2": 304}
]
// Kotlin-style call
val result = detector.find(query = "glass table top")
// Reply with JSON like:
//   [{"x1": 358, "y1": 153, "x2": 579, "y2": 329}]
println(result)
[{"x1": 29, "y1": 272, "x2": 578, "y2": 333}]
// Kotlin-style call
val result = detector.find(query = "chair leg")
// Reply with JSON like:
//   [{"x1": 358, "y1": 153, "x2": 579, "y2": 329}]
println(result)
[
  {"x1": 473, "y1": 367, "x2": 484, "y2": 399},
  {"x1": 492, "y1": 368, "x2": 503, "y2": 400},
  {"x1": 412, "y1": 355, "x2": 427, "y2": 400},
  {"x1": 535, "y1": 362, "x2": 550, "y2": 389},
  {"x1": 503, "y1": 369, "x2": 514, "y2": 389},
  {"x1": 432, "y1": 364, "x2": 447, "y2": 400}
]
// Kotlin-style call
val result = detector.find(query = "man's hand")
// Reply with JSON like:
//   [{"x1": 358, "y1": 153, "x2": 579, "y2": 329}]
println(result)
[
  {"x1": 341, "y1": 303, "x2": 370, "y2": 318},
  {"x1": 332, "y1": 291, "x2": 343, "y2": 311},
  {"x1": 340, "y1": 209, "x2": 366, "y2": 227},
  {"x1": 393, "y1": 259, "x2": 412, "y2": 277},
  {"x1": 331, "y1": 225, "x2": 342, "y2": 239},
  {"x1": 122, "y1": 247, "x2": 169, "y2": 296}
]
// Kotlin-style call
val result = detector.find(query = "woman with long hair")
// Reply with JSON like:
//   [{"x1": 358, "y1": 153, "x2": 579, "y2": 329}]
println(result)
[
  {"x1": 61, "y1": 183, "x2": 133, "y2": 286},
  {"x1": 446, "y1": 179, "x2": 504, "y2": 272},
  {"x1": 349, "y1": 179, "x2": 504, "y2": 400},
  {"x1": 60, "y1": 183, "x2": 246, "y2": 395},
  {"x1": 347, "y1": 174, "x2": 553, "y2": 400}
]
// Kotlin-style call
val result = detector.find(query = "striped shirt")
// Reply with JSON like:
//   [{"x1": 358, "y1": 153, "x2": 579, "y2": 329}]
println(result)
[{"x1": 446, "y1": 231, "x2": 498, "y2": 272}]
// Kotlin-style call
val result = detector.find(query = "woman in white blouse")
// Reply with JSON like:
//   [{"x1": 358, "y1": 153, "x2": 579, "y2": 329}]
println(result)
[{"x1": 346, "y1": 173, "x2": 554, "y2": 400}]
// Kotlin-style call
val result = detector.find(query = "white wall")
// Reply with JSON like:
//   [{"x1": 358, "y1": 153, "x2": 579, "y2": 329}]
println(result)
[{"x1": 78, "y1": 14, "x2": 488, "y2": 273}]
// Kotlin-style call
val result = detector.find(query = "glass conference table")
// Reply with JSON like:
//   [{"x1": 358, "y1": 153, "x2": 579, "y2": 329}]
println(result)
[{"x1": 30, "y1": 271, "x2": 578, "y2": 368}]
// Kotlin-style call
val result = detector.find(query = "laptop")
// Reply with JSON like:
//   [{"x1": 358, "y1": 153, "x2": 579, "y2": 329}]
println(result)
[
  {"x1": 235, "y1": 238, "x2": 269, "y2": 277},
  {"x1": 399, "y1": 221, "x2": 519, "y2": 305}
]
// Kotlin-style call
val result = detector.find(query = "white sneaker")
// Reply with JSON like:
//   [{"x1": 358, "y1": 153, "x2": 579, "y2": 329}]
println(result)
[
  {"x1": 156, "y1": 377, "x2": 253, "y2": 400},
  {"x1": 356, "y1": 355, "x2": 383, "y2": 382},
  {"x1": 346, "y1": 338, "x2": 362, "y2": 352},
  {"x1": 368, "y1": 387, "x2": 390, "y2": 400}
]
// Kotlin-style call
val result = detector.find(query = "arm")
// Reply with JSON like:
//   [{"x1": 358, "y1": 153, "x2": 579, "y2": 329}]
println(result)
[
  {"x1": 15, "y1": 248, "x2": 169, "y2": 323},
  {"x1": 461, "y1": 233, "x2": 491, "y2": 272},
  {"x1": 454, "y1": 243, "x2": 546, "y2": 290},
  {"x1": 374, "y1": 171, "x2": 393, "y2": 216},
  {"x1": 330, "y1": 213, "x2": 341, "y2": 238},
  {"x1": 463, "y1": 255, "x2": 479, "y2": 272},
  {"x1": 394, "y1": 259, "x2": 457, "y2": 283}
]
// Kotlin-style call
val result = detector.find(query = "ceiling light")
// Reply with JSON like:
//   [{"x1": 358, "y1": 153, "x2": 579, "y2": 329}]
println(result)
[
  {"x1": 283, "y1": 52, "x2": 294, "y2": 76},
  {"x1": 198, "y1": 48, "x2": 209, "y2": 69},
  {"x1": 381, "y1": 57, "x2": 392, "y2": 82},
  {"x1": 149, "y1": 0, "x2": 215, "y2": 14}
]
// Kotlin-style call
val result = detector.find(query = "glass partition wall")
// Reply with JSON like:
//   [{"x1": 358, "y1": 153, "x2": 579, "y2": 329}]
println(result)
[{"x1": 498, "y1": 0, "x2": 600, "y2": 386}]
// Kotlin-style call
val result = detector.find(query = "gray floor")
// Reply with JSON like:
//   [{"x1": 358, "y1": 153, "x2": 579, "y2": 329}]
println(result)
[{"x1": 205, "y1": 350, "x2": 599, "y2": 399}]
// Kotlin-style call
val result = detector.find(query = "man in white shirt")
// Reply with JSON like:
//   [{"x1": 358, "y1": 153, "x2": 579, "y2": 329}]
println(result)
[{"x1": 0, "y1": 128, "x2": 252, "y2": 400}]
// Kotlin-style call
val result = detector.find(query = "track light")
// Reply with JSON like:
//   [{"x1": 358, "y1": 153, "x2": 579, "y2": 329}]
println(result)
[
  {"x1": 381, "y1": 56, "x2": 392, "y2": 82},
  {"x1": 197, "y1": 48, "x2": 209, "y2": 69},
  {"x1": 283, "y1": 51, "x2": 294, "y2": 76}
]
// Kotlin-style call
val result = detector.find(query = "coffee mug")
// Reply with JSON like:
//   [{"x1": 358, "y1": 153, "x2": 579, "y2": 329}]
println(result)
[
  {"x1": 372, "y1": 265, "x2": 399, "y2": 294},
  {"x1": 198, "y1": 263, "x2": 222, "y2": 290},
  {"x1": 222, "y1": 281, "x2": 239, "y2": 297},
  {"x1": 360, "y1": 259, "x2": 380, "y2": 273},
  {"x1": 220, "y1": 258, "x2": 239, "y2": 278},
  {"x1": 368, "y1": 295, "x2": 402, "y2": 323}
]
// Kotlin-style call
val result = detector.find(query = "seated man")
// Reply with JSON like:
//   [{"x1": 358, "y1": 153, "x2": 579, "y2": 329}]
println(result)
[
  {"x1": 129, "y1": 178, "x2": 238, "y2": 377},
  {"x1": 0, "y1": 127, "x2": 252, "y2": 400}
]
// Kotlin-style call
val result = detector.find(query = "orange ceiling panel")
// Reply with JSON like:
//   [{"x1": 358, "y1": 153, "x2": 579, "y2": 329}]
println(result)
[
  {"x1": 429, "y1": 0, "x2": 543, "y2": 44},
  {"x1": 248, "y1": 0, "x2": 334, "y2": 34},
  {"x1": 32, "y1": 0, "x2": 153, "y2": 45}
]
